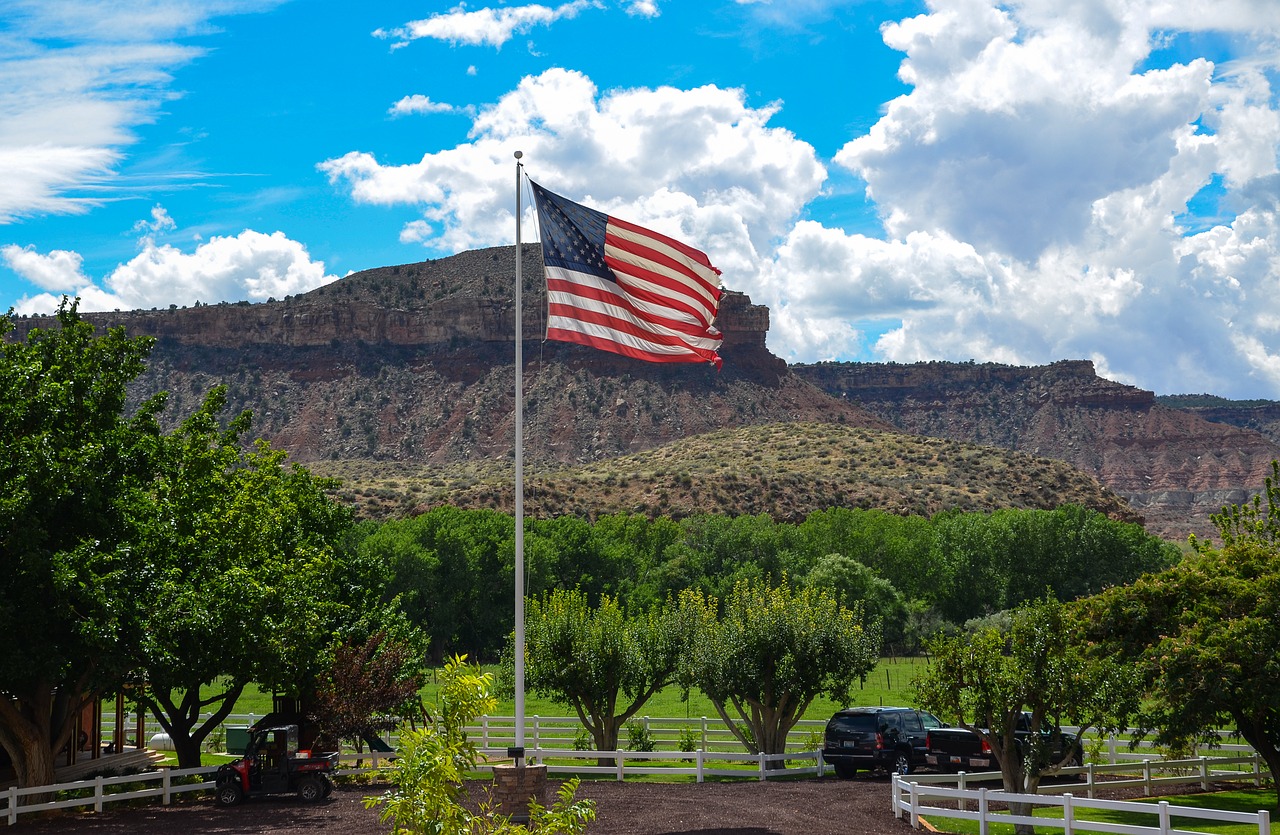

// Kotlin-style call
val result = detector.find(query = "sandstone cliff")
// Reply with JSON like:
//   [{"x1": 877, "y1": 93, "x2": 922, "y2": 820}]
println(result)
[{"x1": 792, "y1": 360, "x2": 1280, "y2": 541}]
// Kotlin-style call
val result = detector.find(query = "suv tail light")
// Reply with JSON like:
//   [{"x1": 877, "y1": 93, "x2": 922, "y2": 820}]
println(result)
[
  {"x1": 980, "y1": 738, "x2": 992, "y2": 754},
  {"x1": 874, "y1": 732, "x2": 885, "y2": 750},
  {"x1": 925, "y1": 731, "x2": 932, "y2": 750}
]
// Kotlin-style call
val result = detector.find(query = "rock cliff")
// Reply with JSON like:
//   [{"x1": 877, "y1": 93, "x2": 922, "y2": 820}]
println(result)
[{"x1": 792, "y1": 360, "x2": 1280, "y2": 541}]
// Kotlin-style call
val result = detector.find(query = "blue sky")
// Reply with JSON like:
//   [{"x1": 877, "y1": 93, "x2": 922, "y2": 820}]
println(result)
[{"x1": 4, "y1": 1, "x2": 1280, "y2": 398}]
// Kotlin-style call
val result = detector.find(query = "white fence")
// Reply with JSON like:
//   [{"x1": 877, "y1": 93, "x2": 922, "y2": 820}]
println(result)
[
  {"x1": 1, "y1": 747, "x2": 820, "y2": 826},
  {"x1": 1, "y1": 751, "x2": 402, "y2": 826},
  {"x1": 891, "y1": 755, "x2": 1276, "y2": 835}
]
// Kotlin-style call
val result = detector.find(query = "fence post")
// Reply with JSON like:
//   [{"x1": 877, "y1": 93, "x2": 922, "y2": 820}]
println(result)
[
  {"x1": 701, "y1": 717, "x2": 708, "y2": 751},
  {"x1": 1086, "y1": 762, "x2": 1096, "y2": 799},
  {"x1": 978, "y1": 787, "x2": 989, "y2": 835},
  {"x1": 758, "y1": 751, "x2": 766, "y2": 781},
  {"x1": 616, "y1": 750, "x2": 624, "y2": 782},
  {"x1": 1143, "y1": 759, "x2": 1152, "y2": 796},
  {"x1": 909, "y1": 781, "x2": 920, "y2": 830},
  {"x1": 482, "y1": 716, "x2": 489, "y2": 747},
  {"x1": 1200, "y1": 756, "x2": 1209, "y2": 791},
  {"x1": 1108, "y1": 734, "x2": 1117, "y2": 765},
  {"x1": 891, "y1": 773, "x2": 900, "y2": 817},
  {"x1": 958, "y1": 771, "x2": 968, "y2": 811},
  {"x1": 1063, "y1": 793, "x2": 1074, "y2": 835},
  {"x1": 1255, "y1": 752, "x2": 1263, "y2": 787},
  {"x1": 533, "y1": 716, "x2": 540, "y2": 749},
  {"x1": 162, "y1": 768, "x2": 172, "y2": 805},
  {"x1": 696, "y1": 748, "x2": 704, "y2": 783},
  {"x1": 6, "y1": 786, "x2": 16, "y2": 825},
  {"x1": 94, "y1": 774, "x2": 104, "y2": 813},
  {"x1": 1258, "y1": 808, "x2": 1270, "y2": 835},
  {"x1": 1158, "y1": 801, "x2": 1171, "y2": 835}
]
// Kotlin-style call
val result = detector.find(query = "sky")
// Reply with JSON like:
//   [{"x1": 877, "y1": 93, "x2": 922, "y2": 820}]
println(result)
[{"x1": 4, "y1": 1, "x2": 1280, "y2": 399}]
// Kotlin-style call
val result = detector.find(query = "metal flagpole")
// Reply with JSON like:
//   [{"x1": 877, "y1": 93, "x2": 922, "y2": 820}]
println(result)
[{"x1": 512, "y1": 150, "x2": 526, "y2": 758}]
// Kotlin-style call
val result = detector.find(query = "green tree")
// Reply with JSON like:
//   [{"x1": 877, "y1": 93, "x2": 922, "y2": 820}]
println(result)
[
  {"x1": 804, "y1": 553, "x2": 908, "y2": 653},
  {"x1": 126, "y1": 386, "x2": 355, "y2": 768},
  {"x1": 682, "y1": 577, "x2": 880, "y2": 765},
  {"x1": 368, "y1": 655, "x2": 595, "y2": 835},
  {"x1": 518, "y1": 588, "x2": 700, "y2": 761},
  {"x1": 1080, "y1": 462, "x2": 1280, "y2": 807},
  {"x1": 0, "y1": 303, "x2": 165, "y2": 789},
  {"x1": 914, "y1": 596, "x2": 1139, "y2": 834}
]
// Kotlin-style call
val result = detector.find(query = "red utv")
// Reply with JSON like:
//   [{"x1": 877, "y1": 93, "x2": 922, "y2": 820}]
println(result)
[{"x1": 214, "y1": 723, "x2": 337, "y2": 805}]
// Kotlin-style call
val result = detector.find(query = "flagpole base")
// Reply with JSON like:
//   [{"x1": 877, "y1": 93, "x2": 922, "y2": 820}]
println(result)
[{"x1": 491, "y1": 761, "x2": 548, "y2": 823}]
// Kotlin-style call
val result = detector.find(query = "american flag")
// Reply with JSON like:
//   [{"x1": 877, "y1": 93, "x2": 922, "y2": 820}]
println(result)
[{"x1": 529, "y1": 180, "x2": 724, "y2": 369}]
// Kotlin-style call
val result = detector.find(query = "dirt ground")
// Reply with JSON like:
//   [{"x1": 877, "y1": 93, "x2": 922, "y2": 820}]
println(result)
[{"x1": 8, "y1": 774, "x2": 916, "y2": 835}]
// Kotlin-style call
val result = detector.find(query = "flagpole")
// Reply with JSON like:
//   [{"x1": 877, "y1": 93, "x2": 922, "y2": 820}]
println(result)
[{"x1": 512, "y1": 150, "x2": 526, "y2": 757}]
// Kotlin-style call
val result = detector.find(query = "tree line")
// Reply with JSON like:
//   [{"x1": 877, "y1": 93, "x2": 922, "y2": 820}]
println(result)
[{"x1": 348, "y1": 499, "x2": 1179, "y2": 662}]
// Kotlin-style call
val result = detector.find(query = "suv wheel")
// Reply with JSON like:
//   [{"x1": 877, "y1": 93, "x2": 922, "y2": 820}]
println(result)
[
  {"x1": 833, "y1": 761, "x2": 856, "y2": 780},
  {"x1": 894, "y1": 751, "x2": 911, "y2": 776}
]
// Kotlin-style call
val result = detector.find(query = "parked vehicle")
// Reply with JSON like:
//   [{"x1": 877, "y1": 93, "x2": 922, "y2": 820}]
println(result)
[
  {"x1": 214, "y1": 723, "x2": 338, "y2": 806},
  {"x1": 822, "y1": 706, "x2": 944, "y2": 778},
  {"x1": 924, "y1": 711, "x2": 1083, "y2": 773}
]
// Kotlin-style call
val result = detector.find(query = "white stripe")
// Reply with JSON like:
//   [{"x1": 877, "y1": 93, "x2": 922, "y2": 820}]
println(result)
[
  {"x1": 606, "y1": 223, "x2": 721, "y2": 289},
  {"x1": 547, "y1": 316, "x2": 700, "y2": 359},
  {"x1": 607, "y1": 261, "x2": 716, "y2": 328},
  {"x1": 603, "y1": 239, "x2": 720, "y2": 314},
  {"x1": 545, "y1": 266, "x2": 723, "y2": 350}
]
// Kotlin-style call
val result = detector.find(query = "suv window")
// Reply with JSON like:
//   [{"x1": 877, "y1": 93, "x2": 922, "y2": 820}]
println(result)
[
  {"x1": 902, "y1": 712, "x2": 923, "y2": 733},
  {"x1": 919, "y1": 712, "x2": 942, "y2": 730},
  {"x1": 879, "y1": 713, "x2": 902, "y2": 733},
  {"x1": 829, "y1": 714, "x2": 876, "y2": 734}
]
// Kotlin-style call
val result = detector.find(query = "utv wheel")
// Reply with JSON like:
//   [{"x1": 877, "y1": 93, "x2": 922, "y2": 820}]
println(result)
[
  {"x1": 298, "y1": 776, "x2": 325, "y2": 802},
  {"x1": 216, "y1": 781, "x2": 245, "y2": 807},
  {"x1": 833, "y1": 761, "x2": 857, "y2": 780},
  {"x1": 894, "y1": 751, "x2": 912, "y2": 776},
  {"x1": 321, "y1": 776, "x2": 334, "y2": 797}
]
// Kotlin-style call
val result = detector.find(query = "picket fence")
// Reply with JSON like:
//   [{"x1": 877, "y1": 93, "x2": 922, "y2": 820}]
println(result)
[{"x1": 891, "y1": 755, "x2": 1276, "y2": 835}]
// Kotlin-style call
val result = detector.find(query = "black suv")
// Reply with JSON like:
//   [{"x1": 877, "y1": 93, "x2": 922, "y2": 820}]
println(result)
[{"x1": 822, "y1": 706, "x2": 943, "y2": 778}]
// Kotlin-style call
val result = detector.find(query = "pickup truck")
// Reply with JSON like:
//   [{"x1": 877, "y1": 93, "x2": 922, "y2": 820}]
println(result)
[{"x1": 925, "y1": 712, "x2": 1082, "y2": 773}]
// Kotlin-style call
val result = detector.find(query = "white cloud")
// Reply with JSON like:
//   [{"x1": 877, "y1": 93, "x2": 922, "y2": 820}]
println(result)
[
  {"x1": 1, "y1": 244, "x2": 92, "y2": 292},
  {"x1": 388, "y1": 95, "x2": 456, "y2": 116},
  {"x1": 7, "y1": 229, "x2": 338, "y2": 315},
  {"x1": 624, "y1": 0, "x2": 660, "y2": 16},
  {"x1": 320, "y1": 68, "x2": 825, "y2": 282},
  {"x1": 790, "y1": 0, "x2": 1280, "y2": 398},
  {"x1": 374, "y1": 1, "x2": 597, "y2": 49}
]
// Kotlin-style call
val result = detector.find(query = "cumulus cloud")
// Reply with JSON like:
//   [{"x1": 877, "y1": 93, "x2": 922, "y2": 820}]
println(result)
[
  {"x1": 373, "y1": 1, "x2": 597, "y2": 49},
  {"x1": 6, "y1": 225, "x2": 338, "y2": 316},
  {"x1": 794, "y1": 0, "x2": 1280, "y2": 398},
  {"x1": 319, "y1": 68, "x2": 826, "y2": 291}
]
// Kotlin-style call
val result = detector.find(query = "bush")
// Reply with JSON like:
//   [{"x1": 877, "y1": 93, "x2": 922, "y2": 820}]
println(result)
[{"x1": 625, "y1": 721, "x2": 655, "y2": 752}]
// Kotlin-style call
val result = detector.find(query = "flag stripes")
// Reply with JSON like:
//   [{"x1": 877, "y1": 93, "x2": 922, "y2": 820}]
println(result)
[{"x1": 530, "y1": 179, "x2": 724, "y2": 368}]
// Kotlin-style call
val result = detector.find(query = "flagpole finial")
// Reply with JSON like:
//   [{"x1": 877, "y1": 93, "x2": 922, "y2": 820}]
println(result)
[{"x1": 514, "y1": 150, "x2": 523, "y2": 159}]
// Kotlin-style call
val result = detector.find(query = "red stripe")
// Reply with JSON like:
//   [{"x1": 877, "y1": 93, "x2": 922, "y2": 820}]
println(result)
[
  {"x1": 547, "y1": 300, "x2": 720, "y2": 358},
  {"x1": 547, "y1": 320, "x2": 721, "y2": 367},
  {"x1": 604, "y1": 257, "x2": 717, "y2": 330},
  {"x1": 547, "y1": 276, "x2": 722, "y2": 342},
  {"x1": 604, "y1": 228, "x2": 722, "y2": 309},
  {"x1": 607, "y1": 215, "x2": 722, "y2": 276}
]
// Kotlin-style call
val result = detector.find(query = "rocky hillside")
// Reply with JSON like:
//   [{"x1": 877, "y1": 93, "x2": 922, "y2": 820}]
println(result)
[
  {"x1": 314, "y1": 422, "x2": 1139, "y2": 524},
  {"x1": 10, "y1": 244, "x2": 1275, "y2": 541},
  {"x1": 792, "y1": 361, "x2": 1280, "y2": 541}
]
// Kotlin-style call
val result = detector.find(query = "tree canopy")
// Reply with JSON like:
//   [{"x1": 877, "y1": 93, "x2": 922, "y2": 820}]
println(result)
[{"x1": 0, "y1": 303, "x2": 165, "y2": 788}]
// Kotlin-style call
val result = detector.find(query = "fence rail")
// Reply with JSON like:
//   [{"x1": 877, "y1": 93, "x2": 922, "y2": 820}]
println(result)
[{"x1": 891, "y1": 757, "x2": 1276, "y2": 835}]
